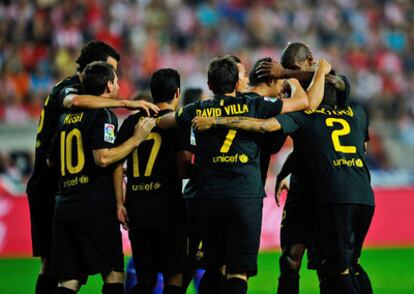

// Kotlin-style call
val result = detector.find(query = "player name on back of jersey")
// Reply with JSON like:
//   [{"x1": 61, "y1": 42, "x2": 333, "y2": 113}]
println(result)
[
  {"x1": 196, "y1": 103, "x2": 249, "y2": 117},
  {"x1": 63, "y1": 112, "x2": 84, "y2": 125},
  {"x1": 304, "y1": 106, "x2": 354, "y2": 117}
]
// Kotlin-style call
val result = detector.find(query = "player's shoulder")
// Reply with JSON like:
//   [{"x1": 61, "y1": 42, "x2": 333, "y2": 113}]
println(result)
[
  {"x1": 51, "y1": 75, "x2": 81, "y2": 96},
  {"x1": 124, "y1": 111, "x2": 146, "y2": 125},
  {"x1": 349, "y1": 101, "x2": 369, "y2": 123},
  {"x1": 238, "y1": 92, "x2": 261, "y2": 100},
  {"x1": 88, "y1": 108, "x2": 117, "y2": 123}
]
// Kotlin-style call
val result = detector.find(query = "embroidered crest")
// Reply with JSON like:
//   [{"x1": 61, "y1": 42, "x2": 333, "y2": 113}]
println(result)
[{"x1": 104, "y1": 123, "x2": 116, "y2": 143}]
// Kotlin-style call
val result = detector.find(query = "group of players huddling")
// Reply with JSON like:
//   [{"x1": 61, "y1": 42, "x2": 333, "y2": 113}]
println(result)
[{"x1": 27, "y1": 40, "x2": 375, "y2": 294}]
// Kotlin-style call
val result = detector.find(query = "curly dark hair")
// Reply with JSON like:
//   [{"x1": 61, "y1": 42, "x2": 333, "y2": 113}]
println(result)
[{"x1": 76, "y1": 40, "x2": 120, "y2": 72}]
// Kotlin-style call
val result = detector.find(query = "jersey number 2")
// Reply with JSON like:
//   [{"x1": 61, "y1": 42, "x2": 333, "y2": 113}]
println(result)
[
  {"x1": 325, "y1": 118, "x2": 357, "y2": 153},
  {"x1": 132, "y1": 132, "x2": 161, "y2": 177}
]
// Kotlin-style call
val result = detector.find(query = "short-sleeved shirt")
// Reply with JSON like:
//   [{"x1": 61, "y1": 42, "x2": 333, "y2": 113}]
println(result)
[
  {"x1": 115, "y1": 109, "x2": 186, "y2": 228},
  {"x1": 176, "y1": 93, "x2": 283, "y2": 199},
  {"x1": 277, "y1": 103, "x2": 374, "y2": 206},
  {"x1": 27, "y1": 75, "x2": 82, "y2": 195},
  {"x1": 54, "y1": 108, "x2": 118, "y2": 221}
]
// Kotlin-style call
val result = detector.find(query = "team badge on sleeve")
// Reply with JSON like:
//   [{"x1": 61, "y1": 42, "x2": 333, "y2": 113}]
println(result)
[{"x1": 104, "y1": 123, "x2": 116, "y2": 143}]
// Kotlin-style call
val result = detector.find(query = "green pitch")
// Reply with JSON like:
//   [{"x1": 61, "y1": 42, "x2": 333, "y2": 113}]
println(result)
[{"x1": 1, "y1": 248, "x2": 413, "y2": 293}]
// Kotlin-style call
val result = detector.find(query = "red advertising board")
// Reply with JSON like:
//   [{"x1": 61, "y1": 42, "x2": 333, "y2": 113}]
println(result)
[{"x1": 0, "y1": 185, "x2": 413, "y2": 256}]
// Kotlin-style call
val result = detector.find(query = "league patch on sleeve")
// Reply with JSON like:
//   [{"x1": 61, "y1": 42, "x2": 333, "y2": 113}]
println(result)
[
  {"x1": 104, "y1": 123, "x2": 116, "y2": 143},
  {"x1": 264, "y1": 96, "x2": 278, "y2": 103},
  {"x1": 64, "y1": 87, "x2": 78, "y2": 95}
]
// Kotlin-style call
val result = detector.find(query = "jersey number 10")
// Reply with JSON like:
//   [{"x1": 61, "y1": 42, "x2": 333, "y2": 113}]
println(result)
[
  {"x1": 60, "y1": 128, "x2": 85, "y2": 176},
  {"x1": 325, "y1": 118, "x2": 357, "y2": 154}
]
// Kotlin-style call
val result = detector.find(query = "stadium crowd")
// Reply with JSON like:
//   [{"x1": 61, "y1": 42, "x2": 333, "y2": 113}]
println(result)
[{"x1": 0, "y1": 0, "x2": 413, "y2": 174}]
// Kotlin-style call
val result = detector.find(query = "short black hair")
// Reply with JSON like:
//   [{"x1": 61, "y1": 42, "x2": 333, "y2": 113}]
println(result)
[
  {"x1": 207, "y1": 56, "x2": 239, "y2": 95},
  {"x1": 280, "y1": 42, "x2": 310, "y2": 69},
  {"x1": 250, "y1": 57, "x2": 272, "y2": 86},
  {"x1": 76, "y1": 40, "x2": 120, "y2": 72},
  {"x1": 150, "y1": 68, "x2": 180, "y2": 103},
  {"x1": 81, "y1": 61, "x2": 115, "y2": 96},
  {"x1": 183, "y1": 88, "x2": 203, "y2": 106}
]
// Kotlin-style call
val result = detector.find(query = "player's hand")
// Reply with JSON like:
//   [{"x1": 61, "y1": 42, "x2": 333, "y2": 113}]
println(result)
[
  {"x1": 117, "y1": 205, "x2": 129, "y2": 231},
  {"x1": 255, "y1": 59, "x2": 285, "y2": 79},
  {"x1": 192, "y1": 117, "x2": 215, "y2": 132},
  {"x1": 275, "y1": 178, "x2": 289, "y2": 207},
  {"x1": 133, "y1": 117, "x2": 156, "y2": 143},
  {"x1": 316, "y1": 59, "x2": 332, "y2": 76},
  {"x1": 326, "y1": 74, "x2": 346, "y2": 91},
  {"x1": 125, "y1": 100, "x2": 160, "y2": 116}
]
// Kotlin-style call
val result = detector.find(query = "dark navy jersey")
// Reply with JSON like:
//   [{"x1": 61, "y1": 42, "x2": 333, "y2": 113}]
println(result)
[
  {"x1": 277, "y1": 103, "x2": 374, "y2": 206},
  {"x1": 27, "y1": 75, "x2": 82, "y2": 195},
  {"x1": 176, "y1": 93, "x2": 283, "y2": 198},
  {"x1": 54, "y1": 108, "x2": 118, "y2": 220},
  {"x1": 116, "y1": 109, "x2": 186, "y2": 228}
]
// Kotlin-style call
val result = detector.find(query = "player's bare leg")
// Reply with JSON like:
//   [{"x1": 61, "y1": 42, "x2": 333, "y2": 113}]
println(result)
[
  {"x1": 56, "y1": 279, "x2": 80, "y2": 293},
  {"x1": 102, "y1": 271, "x2": 124, "y2": 294}
]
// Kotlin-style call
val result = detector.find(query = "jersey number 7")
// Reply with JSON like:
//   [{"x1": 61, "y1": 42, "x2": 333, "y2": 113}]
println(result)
[
  {"x1": 220, "y1": 130, "x2": 237, "y2": 153},
  {"x1": 132, "y1": 132, "x2": 162, "y2": 177}
]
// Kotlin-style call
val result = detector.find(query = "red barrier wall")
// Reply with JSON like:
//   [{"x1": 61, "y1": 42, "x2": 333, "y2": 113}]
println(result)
[{"x1": 0, "y1": 187, "x2": 413, "y2": 256}]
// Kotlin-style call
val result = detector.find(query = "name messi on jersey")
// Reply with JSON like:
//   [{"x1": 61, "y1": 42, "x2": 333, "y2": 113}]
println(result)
[
  {"x1": 63, "y1": 113, "x2": 84, "y2": 125},
  {"x1": 196, "y1": 104, "x2": 249, "y2": 117}
]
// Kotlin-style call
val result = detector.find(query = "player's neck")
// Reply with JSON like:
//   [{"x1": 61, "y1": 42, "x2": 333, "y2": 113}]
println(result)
[
  {"x1": 250, "y1": 85, "x2": 269, "y2": 97},
  {"x1": 221, "y1": 90, "x2": 237, "y2": 97},
  {"x1": 156, "y1": 102, "x2": 174, "y2": 111}
]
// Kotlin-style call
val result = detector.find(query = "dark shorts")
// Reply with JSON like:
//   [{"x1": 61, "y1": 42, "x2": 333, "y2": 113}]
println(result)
[
  {"x1": 280, "y1": 203, "x2": 311, "y2": 249},
  {"x1": 316, "y1": 204, "x2": 374, "y2": 272},
  {"x1": 280, "y1": 199, "x2": 320, "y2": 269},
  {"x1": 129, "y1": 224, "x2": 187, "y2": 279},
  {"x1": 50, "y1": 215, "x2": 124, "y2": 282},
  {"x1": 198, "y1": 198, "x2": 263, "y2": 277},
  {"x1": 27, "y1": 189, "x2": 56, "y2": 258}
]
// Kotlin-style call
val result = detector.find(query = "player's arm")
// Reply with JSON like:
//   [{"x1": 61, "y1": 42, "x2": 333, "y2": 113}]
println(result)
[
  {"x1": 63, "y1": 94, "x2": 159, "y2": 115},
  {"x1": 306, "y1": 59, "x2": 332, "y2": 110},
  {"x1": 113, "y1": 163, "x2": 129, "y2": 230},
  {"x1": 192, "y1": 116, "x2": 281, "y2": 133},
  {"x1": 275, "y1": 153, "x2": 295, "y2": 207},
  {"x1": 255, "y1": 59, "x2": 314, "y2": 81},
  {"x1": 157, "y1": 102, "x2": 198, "y2": 129},
  {"x1": 278, "y1": 79, "x2": 309, "y2": 113},
  {"x1": 257, "y1": 58, "x2": 347, "y2": 92},
  {"x1": 156, "y1": 112, "x2": 178, "y2": 129},
  {"x1": 93, "y1": 117, "x2": 155, "y2": 167}
]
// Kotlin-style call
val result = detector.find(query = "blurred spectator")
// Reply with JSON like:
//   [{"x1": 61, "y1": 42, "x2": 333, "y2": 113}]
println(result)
[{"x1": 0, "y1": 0, "x2": 414, "y2": 170}]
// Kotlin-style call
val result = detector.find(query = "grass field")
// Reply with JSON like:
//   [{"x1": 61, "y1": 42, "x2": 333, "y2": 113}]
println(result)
[{"x1": 1, "y1": 248, "x2": 413, "y2": 293}]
